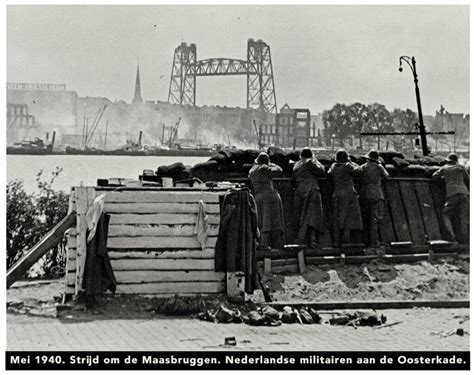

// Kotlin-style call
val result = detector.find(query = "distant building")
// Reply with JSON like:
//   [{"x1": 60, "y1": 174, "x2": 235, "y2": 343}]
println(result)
[
  {"x1": 264, "y1": 103, "x2": 314, "y2": 149},
  {"x1": 7, "y1": 82, "x2": 78, "y2": 143},
  {"x1": 432, "y1": 105, "x2": 470, "y2": 150}
]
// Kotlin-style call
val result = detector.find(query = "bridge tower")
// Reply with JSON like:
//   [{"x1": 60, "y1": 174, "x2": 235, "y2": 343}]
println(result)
[
  {"x1": 246, "y1": 39, "x2": 277, "y2": 114},
  {"x1": 167, "y1": 39, "x2": 277, "y2": 114},
  {"x1": 168, "y1": 42, "x2": 197, "y2": 106}
]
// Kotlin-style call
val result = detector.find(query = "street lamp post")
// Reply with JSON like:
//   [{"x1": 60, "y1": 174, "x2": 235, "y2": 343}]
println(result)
[{"x1": 399, "y1": 56, "x2": 430, "y2": 156}]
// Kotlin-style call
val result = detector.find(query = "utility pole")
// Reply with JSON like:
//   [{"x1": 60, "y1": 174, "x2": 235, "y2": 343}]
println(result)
[{"x1": 399, "y1": 56, "x2": 429, "y2": 156}]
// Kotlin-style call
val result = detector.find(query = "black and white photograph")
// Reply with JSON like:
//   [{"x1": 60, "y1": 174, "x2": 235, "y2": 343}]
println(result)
[{"x1": 4, "y1": 2, "x2": 470, "y2": 370}]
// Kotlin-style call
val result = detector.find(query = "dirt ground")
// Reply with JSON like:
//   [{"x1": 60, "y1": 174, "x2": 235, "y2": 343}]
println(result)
[
  {"x1": 7, "y1": 257, "x2": 469, "y2": 320},
  {"x1": 254, "y1": 257, "x2": 469, "y2": 303}
]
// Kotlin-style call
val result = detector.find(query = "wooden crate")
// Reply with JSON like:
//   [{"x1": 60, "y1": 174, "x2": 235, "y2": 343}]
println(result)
[{"x1": 64, "y1": 187, "x2": 226, "y2": 299}]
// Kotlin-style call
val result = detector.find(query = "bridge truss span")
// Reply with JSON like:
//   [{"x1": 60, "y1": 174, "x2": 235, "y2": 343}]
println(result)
[{"x1": 168, "y1": 39, "x2": 277, "y2": 114}]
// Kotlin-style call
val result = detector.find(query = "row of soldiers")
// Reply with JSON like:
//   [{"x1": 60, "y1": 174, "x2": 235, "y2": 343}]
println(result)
[{"x1": 249, "y1": 148, "x2": 469, "y2": 249}]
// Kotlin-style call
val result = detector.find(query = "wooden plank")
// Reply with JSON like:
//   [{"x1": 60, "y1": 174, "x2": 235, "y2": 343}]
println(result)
[
  {"x1": 63, "y1": 190, "x2": 76, "y2": 302},
  {"x1": 256, "y1": 247, "x2": 339, "y2": 260},
  {"x1": 271, "y1": 258, "x2": 298, "y2": 267},
  {"x1": 108, "y1": 224, "x2": 220, "y2": 237},
  {"x1": 107, "y1": 236, "x2": 217, "y2": 249},
  {"x1": 264, "y1": 258, "x2": 272, "y2": 274},
  {"x1": 7, "y1": 212, "x2": 76, "y2": 289},
  {"x1": 66, "y1": 272, "x2": 76, "y2": 286},
  {"x1": 268, "y1": 299, "x2": 469, "y2": 310},
  {"x1": 226, "y1": 272, "x2": 245, "y2": 301},
  {"x1": 398, "y1": 181, "x2": 426, "y2": 245},
  {"x1": 384, "y1": 180, "x2": 411, "y2": 242},
  {"x1": 109, "y1": 213, "x2": 220, "y2": 225},
  {"x1": 429, "y1": 181, "x2": 449, "y2": 239},
  {"x1": 67, "y1": 236, "x2": 77, "y2": 248},
  {"x1": 68, "y1": 260, "x2": 76, "y2": 271},
  {"x1": 104, "y1": 202, "x2": 220, "y2": 214},
  {"x1": 384, "y1": 254, "x2": 428, "y2": 263},
  {"x1": 66, "y1": 250, "x2": 77, "y2": 272},
  {"x1": 115, "y1": 281, "x2": 225, "y2": 294},
  {"x1": 379, "y1": 184, "x2": 396, "y2": 245},
  {"x1": 75, "y1": 187, "x2": 95, "y2": 295},
  {"x1": 114, "y1": 270, "x2": 225, "y2": 284},
  {"x1": 271, "y1": 264, "x2": 299, "y2": 274},
  {"x1": 414, "y1": 181, "x2": 442, "y2": 241},
  {"x1": 110, "y1": 258, "x2": 215, "y2": 271},
  {"x1": 104, "y1": 191, "x2": 220, "y2": 203},
  {"x1": 108, "y1": 249, "x2": 216, "y2": 259}
]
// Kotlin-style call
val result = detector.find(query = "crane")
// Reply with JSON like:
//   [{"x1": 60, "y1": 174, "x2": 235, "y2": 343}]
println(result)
[
  {"x1": 167, "y1": 117, "x2": 181, "y2": 148},
  {"x1": 84, "y1": 104, "x2": 107, "y2": 148}
]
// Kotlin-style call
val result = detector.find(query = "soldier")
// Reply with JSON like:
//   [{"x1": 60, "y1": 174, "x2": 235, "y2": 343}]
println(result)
[
  {"x1": 432, "y1": 153, "x2": 469, "y2": 243},
  {"x1": 359, "y1": 150, "x2": 389, "y2": 246},
  {"x1": 249, "y1": 152, "x2": 285, "y2": 249},
  {"x1": 293, "y1": 147, "x2": 326, "y2": 247},
  {"x1": 328, "y1": 149, "x2": 363, "y2": 247}
]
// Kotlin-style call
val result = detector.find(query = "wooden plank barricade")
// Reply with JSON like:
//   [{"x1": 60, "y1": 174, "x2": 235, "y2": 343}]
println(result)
[
  {"x1": 63, "y1": 178, "x2": 460, "y2": 298},
  {"x1": 64, "y1": 187, "x2": 226, "y2": 300}
]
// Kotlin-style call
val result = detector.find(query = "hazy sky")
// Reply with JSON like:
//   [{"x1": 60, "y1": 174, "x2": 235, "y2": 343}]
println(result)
[{"x1": 7, "y1": 5, "x2": 470, "y2": 115}]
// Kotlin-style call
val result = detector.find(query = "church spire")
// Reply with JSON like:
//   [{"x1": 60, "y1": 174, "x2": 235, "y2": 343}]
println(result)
[{"x1": 132, "y1": 63, "x2": 143, "y2": 104}]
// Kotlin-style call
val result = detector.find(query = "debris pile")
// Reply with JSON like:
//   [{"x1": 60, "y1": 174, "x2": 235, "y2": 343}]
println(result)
[
  {"x1": 256, "y1": 260, "x2": 469, "y2": 303},
  {"x1": 198, "y1": 304, "x2": 388, "y2": 328},
  {"x1": 7, "y1": 298, "x2": 59, "y2": 318}
]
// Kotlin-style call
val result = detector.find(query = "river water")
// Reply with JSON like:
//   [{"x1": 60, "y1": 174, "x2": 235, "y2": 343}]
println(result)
[{"x1": 7, "y1": 155, "x2": 210, "y2": 194}]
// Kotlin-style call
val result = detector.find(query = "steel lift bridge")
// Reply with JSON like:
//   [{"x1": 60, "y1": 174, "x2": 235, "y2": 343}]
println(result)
[{"x1": 168, "y1": 39, "x2": 277, "y2": 114}]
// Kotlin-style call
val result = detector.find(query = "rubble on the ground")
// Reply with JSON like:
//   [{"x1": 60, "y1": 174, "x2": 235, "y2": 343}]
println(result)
[{"x1": 253, "y1": 260, "x2": 469, "y2": 303}]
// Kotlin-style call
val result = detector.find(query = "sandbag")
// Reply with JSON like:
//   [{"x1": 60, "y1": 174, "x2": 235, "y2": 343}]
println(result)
[
  {"x1": 349, "y1": 154, "x2": 366, "y2": 165},
  {"x1": 267, "y1": 146, "x2": 288, "y2": 164},
  {"x1": 287, "y1": 150, "x2": 300, "y2": 162},
  {"x1": 399, "y1": 165, "x2": 430, "y2": 178},
  {"x1": 219, "y1": 149, "x2": 256, "y2": 164},
  {"x1": 404, "y1": 158, "x2": 421, "y2": 165},
  {"x1": 415, "y1": 155, "x2": 440, "y2": 166},
  {"x1": 192, "y1": 160, "x2": 219, "y2": 171},
  {"x1": 315, "y1": 153, "x2": 334, "y2": 163},
  {"x1": 392, "y1": 157, "x2": 410, "y2": 168},
  {"x1": 378, "y1": 151, "x2": 405, "y2": 165},
  {"x1": 244, "y1": 149, "x2": 261, "y2": 164},
  {"x1": 209, "y1": 153, "x2": 228, "y2": 163},
  {"x1": 157, "y1": 162, "x2": 190, "y2": 181}
]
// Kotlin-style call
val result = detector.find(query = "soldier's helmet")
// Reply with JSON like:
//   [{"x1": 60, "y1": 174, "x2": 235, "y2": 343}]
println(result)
[
  {"x1": 300, "y1": 147, "x2": 313, "y2": 159},
  {"x1": 446, "y1": 153, "x2": 458, "y2": 163},
  {"x1": 335, "y1": 149, "x2": 349, "y2": 162},
  {"x1": 255, "y1": 152, "x2": 270, "y2": 165},
  {"x1": 365, "y1": 149, "x2": 380, "y2": 162}
]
